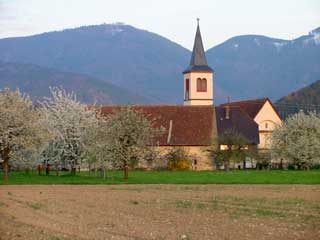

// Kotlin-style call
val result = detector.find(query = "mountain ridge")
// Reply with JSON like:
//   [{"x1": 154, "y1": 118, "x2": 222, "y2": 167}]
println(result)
[
  {"x1": 0, "y1": 61, "x2": 150, "y2": 105},
  {"x1": 206, "y1": 26, "x2": 320, "y2": 102},
  {"x1": 0, "y1": 23, "x2": 319, "y2": 104},
  {"x1": 0, "y1": 23, "x2": 190, "y2": 103},
  {"x1": 275, "y1": 80, "x2": 320, "y2": 118}
]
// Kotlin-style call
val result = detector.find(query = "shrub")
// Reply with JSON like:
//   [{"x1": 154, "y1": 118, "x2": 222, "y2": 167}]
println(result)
[
  {"x1": 165, "y1": 148, "x2": 190, "y2": 170},
  {"x1": 287, "y1": 164, "x2": 296, "y2": 170},
  {"x1": 168, "y1": 159, "x2": 190, "y2": 170}
]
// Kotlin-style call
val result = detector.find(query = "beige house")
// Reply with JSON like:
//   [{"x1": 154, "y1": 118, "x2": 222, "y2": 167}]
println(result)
[{"x1": 220, "y1": 98, "x2": 282, "y2": 149}]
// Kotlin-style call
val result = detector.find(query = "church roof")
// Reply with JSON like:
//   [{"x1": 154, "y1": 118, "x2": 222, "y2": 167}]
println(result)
[
  {"x1": 183, "y1": 21, "x2": 213, "y2": 73},
  {"x1": 100, "y1": 105, "x2": 215, "y2": 146},
  {"x1": 100, "y1": 105, "x2": 259, "y2": 146}
]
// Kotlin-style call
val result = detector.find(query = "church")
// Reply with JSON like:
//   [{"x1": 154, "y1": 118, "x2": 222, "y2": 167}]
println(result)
[{"x1": 101, "y1": 22, "x2": 282, "y2": 170}]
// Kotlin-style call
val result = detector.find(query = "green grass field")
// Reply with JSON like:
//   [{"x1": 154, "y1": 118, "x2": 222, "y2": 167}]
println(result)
[{"x1": 1, "y1": 170, "x2": 320, "y2": 184}]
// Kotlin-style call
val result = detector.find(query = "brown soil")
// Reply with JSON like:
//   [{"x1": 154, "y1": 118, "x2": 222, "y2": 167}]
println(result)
[{"x1": 0, "y1": 185, "x2": 319, "y2": 240}]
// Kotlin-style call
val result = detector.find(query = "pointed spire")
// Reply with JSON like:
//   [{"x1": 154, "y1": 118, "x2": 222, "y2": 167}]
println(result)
[{"x1": 184, "y1": 19, "x2": 213, "y2": 73}]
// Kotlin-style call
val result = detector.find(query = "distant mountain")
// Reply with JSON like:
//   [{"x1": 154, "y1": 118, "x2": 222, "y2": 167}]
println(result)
[
  {"x1": 277, "y1": 80, "x2": 320, "y2": 105},
  {"x1": 206, "y1": 27, "x2": 320, "y2": 102},
  {"x1": 0, "y1": 24, "x2": 319, "y2": 104},
  {"x1": 0, "y1": 61, "x2": 149, "y2": 104},
  {"x1": 0, "y1": 24, "x2": 189, "y2": 103},
  {"x1": 275, "y1": 80, "x2": 320, "y2": 118}
]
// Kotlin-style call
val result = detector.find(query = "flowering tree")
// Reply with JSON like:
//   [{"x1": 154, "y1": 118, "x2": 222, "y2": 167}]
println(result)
[
  {"x1": 270, "y1": 111, "x2": 320, "y2": 169},
  {"x1": 207, "y1": 129, "x2": 252, "y2": 171},
  {"x1": 103, "y1": 107, "x2": 163, "y2": 179},
  {"x1": 83, "y1": 119, "x2": 113, "y2": 179},
  {"x1": 40, "y1": 139, "x2": 65, "y2": 175},
  {"x1": 39, "y1": 87, "x2": 99, "y2": 175},
  {"x1": 0, "y1": 88, "x2": 43, "y2": 181}
]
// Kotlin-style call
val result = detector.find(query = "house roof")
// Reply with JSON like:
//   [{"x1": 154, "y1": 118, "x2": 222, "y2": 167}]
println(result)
[
  {"x1": 220, "y1": 98, "x2": 282, "y2": 121},
  {"x1": 215, "y1": 106, "x2": 260, "y2": 145},
  {"x1": 220, "y1": 98, "x2": 268, "y2": 119},
  {"x1": 100, "y1": 105, "x2": 216, "y2": 146},
  {"x1": 183, "y1": 22, "x2": 213, "y2": 73}
]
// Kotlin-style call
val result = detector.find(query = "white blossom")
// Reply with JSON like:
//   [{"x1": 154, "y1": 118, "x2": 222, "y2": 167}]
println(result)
[
  {"x1": 101, "y1": 107, "x2": 163, "y2": 179},
  {"x1": 39, "y1": 87, "x2": 99, "y2": 173},
  {"x1": 270, "y1": 111, "x2": 320, "y2": 168},
  {"x1": 0, "y1": 88, "x2": 44, "y2": 180}
]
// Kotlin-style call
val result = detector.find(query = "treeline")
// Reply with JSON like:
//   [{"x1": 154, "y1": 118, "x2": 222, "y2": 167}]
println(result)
[
  {"x1": 0, "y1": 87, "x2": 163, "y2": 182},
  {"x1": 1, "y1": 87, "x2": 320, "y2": 183}
]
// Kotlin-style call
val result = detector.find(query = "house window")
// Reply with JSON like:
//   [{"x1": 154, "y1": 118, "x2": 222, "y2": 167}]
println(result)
[
  {"x1": 197, "y1": 78, "x2": 207, "y2": 92},
  {"x1": 185, "y1": 79, "x2": 189, "y2": 100}
]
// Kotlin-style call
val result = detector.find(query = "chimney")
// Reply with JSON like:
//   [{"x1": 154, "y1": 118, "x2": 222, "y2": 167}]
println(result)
[
  {"x1": 225, "y1": 96, "x2": 230, "y2": 119},
  {"x1": 167, "y1": 120, "x2": 173, "y2": 144}
]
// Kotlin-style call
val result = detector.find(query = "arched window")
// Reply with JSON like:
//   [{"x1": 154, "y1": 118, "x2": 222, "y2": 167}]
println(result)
[
  {"x1": 185, "y1": 79, "x2": 189, "y2": 100},
  {"x1": 197, "y1": 78, "x2": 207, "y2": 92}
]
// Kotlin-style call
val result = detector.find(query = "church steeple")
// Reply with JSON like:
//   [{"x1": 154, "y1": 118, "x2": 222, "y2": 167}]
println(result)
[
  {"x1": 184, "y1": 19, "x2": 213, "y2": 74},
  {"x1": 183, "y1": 19, "x2": 214, "y2": 106}
]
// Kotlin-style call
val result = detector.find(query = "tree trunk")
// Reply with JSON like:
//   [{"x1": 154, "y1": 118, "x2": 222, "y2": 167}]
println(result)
[
  {"x1": 38, "y1": 165, "x2": 41, "y2": 176},
  {"x1": 124, "y1": 164, "x2": 129, "y2": 180},
  {"x1": 279, "y1": 159, "x2": 283, "y2": 170},
  {"x1": 2, "y1": 148, "x2": 10, "y2": 182},
  {"x1": 46, "y1": 165, "x2": 50, "y2": 176},
  {"x1": 3, "y1": 159, "x2": 9, "y2": 183},
  {"x1": 55, "y1": 162, "x2": 59, "y2": 176},
  {"x1": 243, "y1": 159, "x2": 246, "y2": 170},
  {"x1": 250, "y1": 158, "x2": 253, "y2": 169},
  {"x1": 224, "y1": 160, "x2": 229, "y2": 172},
  {"x1": 103, "y1": 167, "x2": 106, "y2": 179}
]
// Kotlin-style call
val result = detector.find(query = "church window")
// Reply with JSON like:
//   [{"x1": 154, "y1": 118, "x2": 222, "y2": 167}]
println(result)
[
  {"x1": 185, "y1": 79, "x2": 189, "y2": 100},
  {"x1": 265, "y1": 122, "x2": 268, "y2": 129},
  {"x1": 197, "y1": 78, "x2": 207, "y2": 92}
]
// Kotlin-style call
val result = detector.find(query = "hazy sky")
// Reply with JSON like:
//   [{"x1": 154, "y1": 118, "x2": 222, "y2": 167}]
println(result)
[{"x1": 0, "y1": 0, "x2": 319, "y2": 50}]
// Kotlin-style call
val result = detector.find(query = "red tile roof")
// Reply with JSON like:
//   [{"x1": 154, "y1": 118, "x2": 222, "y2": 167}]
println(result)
[
  {"x1": 220, "y1": 98, "x2": 268, "y2": 118},
  {"x1": 100, "y1": 105, "x2": 215, "y2": 146}
]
